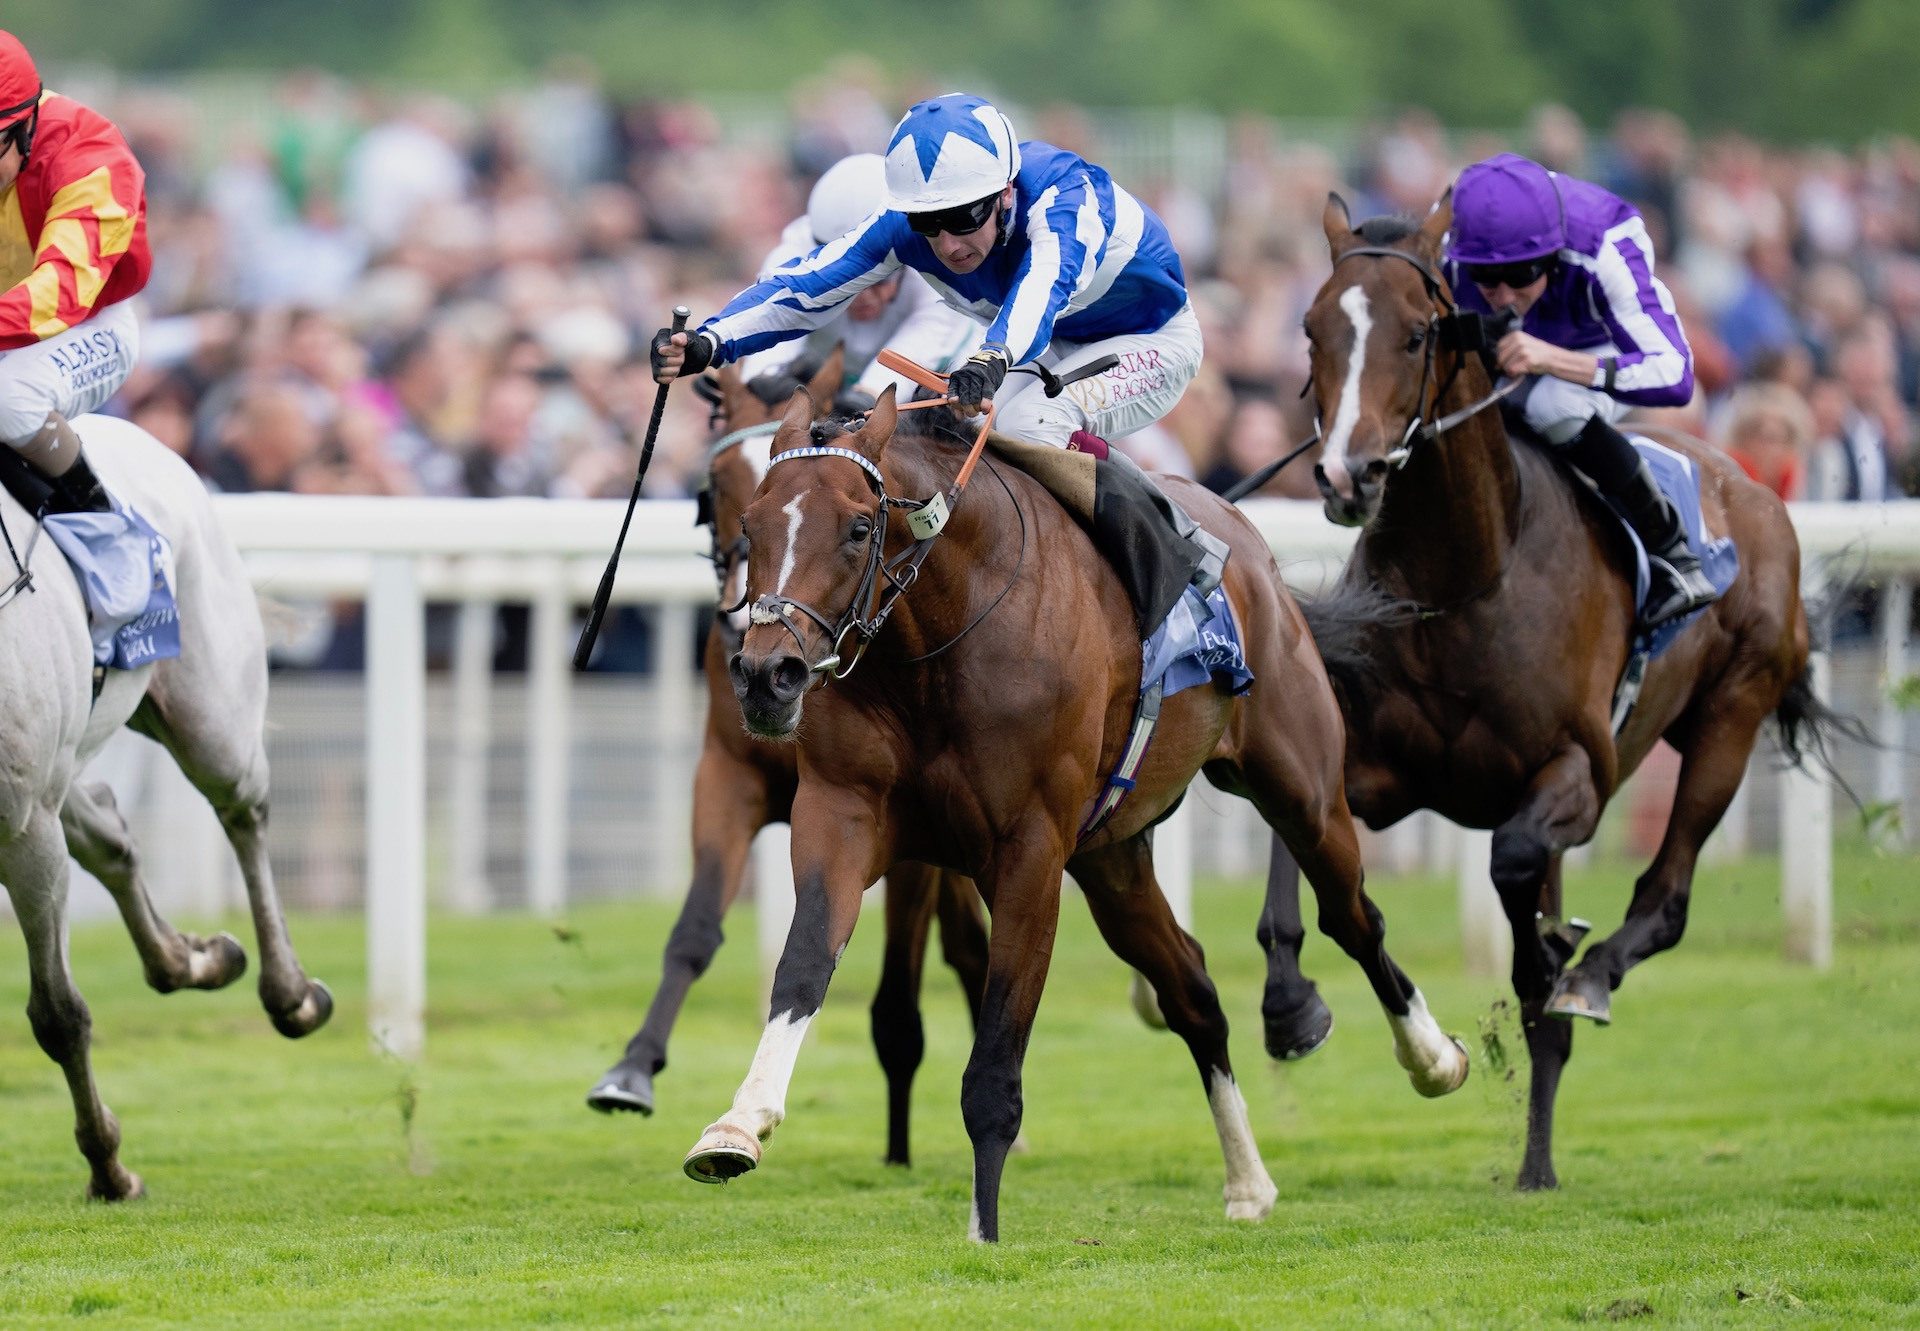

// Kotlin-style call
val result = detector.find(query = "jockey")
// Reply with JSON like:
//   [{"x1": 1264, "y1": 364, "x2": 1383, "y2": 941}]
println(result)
[
  {"x1": 739, "y1": 152, "x2": 980, "y2": 408},
  {"x1": 1445, "y1": 152, "x2": 1717, "y2": 627},
  {"x1": 0, "y1": 30, "x2": 149, "y2": 514},
  {"x1": 651, "y1": 94, "x2": 1213, "y2": 581}
]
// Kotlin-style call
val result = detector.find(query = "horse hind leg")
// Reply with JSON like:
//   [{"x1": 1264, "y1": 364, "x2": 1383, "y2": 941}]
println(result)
[
  {"x1": 62, "y1": 779, "x2": 248, "y2": 994},
  {"x1": 1254, "y1": 834, "x2": 1334, "y2": 1060},
  {"x1": 870, "y1": 861, "x2": 941, "y2": 1165},
  {"x1": 130, "y1": 696, "x2": 332, "y2": 1038},
  {"x1": 1552, "y1": 697, "x2": 1770, "y2": 1021},
  {"x1": 1071, "y1": 834, "x2": 1277, "y2": 1224},
  {"x1": 4, "y1": 806, "x2": 144, "y2": 1200}
]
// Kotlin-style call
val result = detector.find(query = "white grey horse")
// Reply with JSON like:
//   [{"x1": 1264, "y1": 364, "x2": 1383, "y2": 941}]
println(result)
[{"x1": 0, "y1": 414, "x2": 331, "y2": 1201}]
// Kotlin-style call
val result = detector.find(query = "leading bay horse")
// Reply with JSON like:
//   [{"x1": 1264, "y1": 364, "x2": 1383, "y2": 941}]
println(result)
[
  {"x1": 587, "y1": 350, "x2": 993, "y2": 1169},
  {"x1": 1, "y1": 414, "x2": 332, "y2": 1200},
  {"x1": 1262, "y1": 193, "x2": 1831, "y2": 1191},
  {"x1": 681, "y1": 384, "x2": 1470, "y2": 1241}
]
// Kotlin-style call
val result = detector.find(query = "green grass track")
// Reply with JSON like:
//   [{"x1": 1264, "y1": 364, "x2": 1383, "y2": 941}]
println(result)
[{"x1": 2, "y1": 849, "x2": 1916, "y2": 1328}]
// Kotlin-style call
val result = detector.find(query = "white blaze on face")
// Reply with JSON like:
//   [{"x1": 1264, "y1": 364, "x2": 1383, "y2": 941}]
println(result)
[
  {"x1": 1319, "y1": 285, "x2": 1373, "y2": 474},
  {"x1": 775, "y1": 492, "x2": 807, "y2": 595},
  {"x1": 717, "y1": 1010, "x2": 815, "y2": 1142}
]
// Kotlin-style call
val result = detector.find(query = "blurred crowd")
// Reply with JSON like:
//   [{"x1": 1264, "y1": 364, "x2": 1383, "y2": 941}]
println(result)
[{"x1": 99, "y1": 67, "x2": 1920, "y2": 521}]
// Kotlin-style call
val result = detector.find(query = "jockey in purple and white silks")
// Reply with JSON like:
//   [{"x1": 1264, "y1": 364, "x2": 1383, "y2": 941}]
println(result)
[
  {"x1": 650, "y1": 94, "x2": 1215, "y2": 586},
  {"x1": 739, "y1": 153, "x2": 982, "y2": 408},
  {"x1": 1445, "y1": 152, "x2": 1718, "y2": 626}
]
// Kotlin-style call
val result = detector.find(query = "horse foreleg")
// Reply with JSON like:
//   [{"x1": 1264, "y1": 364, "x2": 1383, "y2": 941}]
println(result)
[
  {"x1": 1255, "y1": 834, "x2": 1334, "y2": 1060},
  {"x1": 61, "y1": 780, "x2": 248, "y2": 994},
  {"x1": 683, "y1": 788, "x2": 883, "y2": 1183},
  {"x1": 1554, "y1": 698, "x2": 1769, "y2": 1019},
  {"x1": 4, "y1": 806, "x2": 143, "y2": 1201},
  {"x1": 1490, "y1": 746, "x2": 1604, "y2": 1190},
  {"x1": 589, "y1": 748, "x2": 767, "y2": 1115},
  {"x1": 1072, "y1": 833, "x2": 1276, "y2": 1223},
  {"x1": 935, "y1": 871, "x2": 990, "y2": 1026},
  {"x1": 871, "y1": 861, "x2": 941, "y2": 1165},
  {"x1": 961, "y1": 833, "x2": 1065, "y2": 1242}
]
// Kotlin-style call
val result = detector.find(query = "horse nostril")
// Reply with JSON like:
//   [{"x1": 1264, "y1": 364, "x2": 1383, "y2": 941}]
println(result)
[
  {"x1": 1361, "y1": 458, "x2": 1389, "y2": 484},
  {"x1": 770, "y1": 654, "x2": 810, "y2": 702}
]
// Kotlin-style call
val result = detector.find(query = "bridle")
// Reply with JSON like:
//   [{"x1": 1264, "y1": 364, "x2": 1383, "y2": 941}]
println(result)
[
  {"x1": 1327, "y1": 244, "x2": 1523, "y2": 468},
  {"x1": 699, "y1": 419, "x2": 779, "y2": 615}
]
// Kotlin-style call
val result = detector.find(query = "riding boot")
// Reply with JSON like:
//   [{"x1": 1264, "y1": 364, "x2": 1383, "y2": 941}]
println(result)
[
  {"x1": 1078, "y1": 430, "x2": 1228, "y2": 602},
  {"x1": 1560, "y1": 416, "x2": 1718, "y2": 628},
  {"x1": 14, "y1": 412, "x2": 112, "y2": 515}
]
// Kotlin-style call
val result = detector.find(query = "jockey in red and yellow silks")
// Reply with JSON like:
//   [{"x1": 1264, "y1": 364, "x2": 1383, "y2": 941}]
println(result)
[{"x1": 0, "y1": 28, "x2": 150, "y2": 512}]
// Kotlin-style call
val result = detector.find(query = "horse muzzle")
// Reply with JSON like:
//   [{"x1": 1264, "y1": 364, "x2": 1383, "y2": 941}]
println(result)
[
  {"x1": 1314, "y1": 457, "x2": 1387, "y2": 528},
  {"x1": 729, "y1": 648, "x2": 813, "y2": 738}
]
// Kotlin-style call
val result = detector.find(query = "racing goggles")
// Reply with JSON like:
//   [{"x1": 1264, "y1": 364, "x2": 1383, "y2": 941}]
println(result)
[
  {"x1": 1462, "y1": 255, "x2": 1555, "y2": 290},
  {"x1": 0, "y1": 90, "x2": 39, "y2": 162},
  {"x1": 906, "y1": 192, "x2": 1001, "y2": 238}
]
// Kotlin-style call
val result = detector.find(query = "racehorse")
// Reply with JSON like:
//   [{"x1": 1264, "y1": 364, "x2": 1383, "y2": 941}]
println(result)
[
  {"x1": 1262, "y1": 193, "x2": 1831, "y2": 1191},
  {"x1": 586, "y1": 350, "x2": 993, "y2": 1168},
  {"x1": 681, "y1": 384, "x2": 1471, "y2": 1241},
  {"x1": 0, "y1": 415, "x2": 332, "y2": 1200}
]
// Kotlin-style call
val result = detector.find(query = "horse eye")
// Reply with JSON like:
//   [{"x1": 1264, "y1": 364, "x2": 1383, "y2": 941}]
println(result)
[
  {"x1": 1405, "y1": 329, "x2": 1426, "y2": 352},
  {"x1": 849, "y1": 518, "x2": 873, "y2": 544}
]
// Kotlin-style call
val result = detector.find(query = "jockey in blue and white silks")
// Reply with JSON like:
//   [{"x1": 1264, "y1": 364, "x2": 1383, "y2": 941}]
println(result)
[
  {"x1": 1445, "y1": 152, "x2": 1717, "y2": 626},
  {"x1": 652, "y1": 94, "x2": 1203, "y2": 457},
  {"x1": 738, "y1": 153, "x2": 982, "y2": 407}
]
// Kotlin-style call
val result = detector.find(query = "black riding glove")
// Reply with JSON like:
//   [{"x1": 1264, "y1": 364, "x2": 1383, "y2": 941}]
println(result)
[
  {"x1": 651, "y1": 328, "x2": 717, "y2": 381},
  {"x1": 946, "y1": 349, "x2": 1008, "y2": 414}
]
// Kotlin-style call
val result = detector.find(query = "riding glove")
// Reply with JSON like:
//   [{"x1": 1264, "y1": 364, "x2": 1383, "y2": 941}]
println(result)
[
  {"x1": 651, "y1": 328, "x2": 717, "y2": 379},
  {"x1": 946, "y1": 349, "x2": 1008, "y2": 414}
]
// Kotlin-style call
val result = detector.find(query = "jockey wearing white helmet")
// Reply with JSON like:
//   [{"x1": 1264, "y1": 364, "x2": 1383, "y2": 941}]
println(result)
[
  {"x1": 739, "y1": 152, "x2": 980, "y2": 405},
  {"x1": 651, "y1": 93, "x2": 1204, "y2": 459}
]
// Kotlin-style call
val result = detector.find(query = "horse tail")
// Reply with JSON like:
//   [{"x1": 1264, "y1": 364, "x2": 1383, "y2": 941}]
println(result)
[
  {"x1": 1295, "y1": 579, "x2": 1420, "y2": 705},
  {"x1": 1772, "y1": 660, "x2": 1877, "y2": 813}
]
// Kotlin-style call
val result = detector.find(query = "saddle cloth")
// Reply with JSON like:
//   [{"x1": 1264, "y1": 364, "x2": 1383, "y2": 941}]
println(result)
[
  {"x1": 0, "y1": 442, "x2": 182, "y2": 670},
  {"x1": 1609, "y1": 437, "x2": 1741, "y2": 661}
]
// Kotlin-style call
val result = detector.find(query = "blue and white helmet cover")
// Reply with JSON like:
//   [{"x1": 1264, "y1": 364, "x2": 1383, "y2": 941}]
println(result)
[{"x1": 884, "y1": 93, "x2": 1022, "y2": 213}]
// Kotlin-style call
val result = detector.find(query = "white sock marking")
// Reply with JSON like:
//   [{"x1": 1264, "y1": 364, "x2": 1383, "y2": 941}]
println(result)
[
  {"x1": 717, "y1": 1010, "x2": 815, "y2": 1141},
  {"x1": 1319, "y1": 285, "x2": 1372, "y2": 473},
  {"x1": 1207, "y1": 1070, "x2": 1277, "y2": 1221},
  {"x1": 775, "y1": 493, "x2": 806, "y2": 595},
  {"x1": 1387, "y1": 989, "x2": 1465, "y2": 1096}
]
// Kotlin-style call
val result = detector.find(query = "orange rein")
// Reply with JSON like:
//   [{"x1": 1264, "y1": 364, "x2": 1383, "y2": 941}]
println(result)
[{"x1": 876, "y1": 349, "x2": 995, "y2": 491}]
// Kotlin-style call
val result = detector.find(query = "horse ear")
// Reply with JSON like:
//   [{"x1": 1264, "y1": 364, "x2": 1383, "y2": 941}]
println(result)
[
  {"x1": 1323, "y1": 192, "x2": 1356, "y2": 256},
  {"x1": 770, "y1": 388, "x2": 815, "y2": 456},
  {"x1": 852, "y1": 383, "x2": 898, "y2": 461},
  {"x1": 1416, "y1": 187, "x2": 1453, "y2": 258},
  {"x1": 804, "y1": 345, "x2": 846, "y2": 416},
  {"x1": 714, "y1": 362, "x2": 746, "y2": 419}
]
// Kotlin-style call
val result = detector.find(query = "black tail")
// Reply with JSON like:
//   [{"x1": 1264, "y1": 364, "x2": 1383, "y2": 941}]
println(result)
[
  {"x1": 1773, "y1": 662, "x2": 1877, "y2": 814},
  {"x1": 1296, "y1": 579, "x2": 1421, "y2": 707}
]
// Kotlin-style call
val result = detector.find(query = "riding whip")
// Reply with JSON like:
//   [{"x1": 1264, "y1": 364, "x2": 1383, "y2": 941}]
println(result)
[{"x1": 573, "y1": 305, "x2": 688, "y2": 670}]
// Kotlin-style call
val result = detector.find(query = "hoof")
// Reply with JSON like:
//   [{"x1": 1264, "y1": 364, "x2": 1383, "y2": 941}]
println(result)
[
  {"x1": 1224, "y1": 1176, "x2": 1278, "y2": 1222},
  {"x1": 1546, "y1": 970, "x2": 1612, "y2": 1025},
  {"x1": 1401, "y1": 1036, "x2": 1471, "y2": 1099},
  {"x1": 586, "y1": 1063, "x2": 656, "y2": 1116},
  {"x1": 1516, "y1": 1162, "x2": 1560, "y2": 1192},
  {"x1": 1130, "y1": 972, "x2": 1168, "y2": 1030},
  {"x1": 86, "y1": 1170, "x2": 145, "y2": 1203},
  {"x1": 185, "y1": 932, "x2": 249, "y2": 990},
  {"x1": 684, "y1": 1122, "x2": 761, "y2": 1183},
  {"x1": 269, "y1": 979, "x2": 335, "y2": 1039},
  {"x1": 1263, "y1": 985, "x2": 1335, "y2": 1061}
]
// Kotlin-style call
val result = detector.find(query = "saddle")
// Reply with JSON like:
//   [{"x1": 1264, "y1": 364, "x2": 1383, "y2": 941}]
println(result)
[{"x1": 982, "y1": 433, "x2": 1228, "y2": 638}]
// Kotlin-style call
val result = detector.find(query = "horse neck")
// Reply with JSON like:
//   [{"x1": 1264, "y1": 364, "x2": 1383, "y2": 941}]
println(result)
[{"x1": 1366, "y1": 353, "x2": 1520, "y2": 602}]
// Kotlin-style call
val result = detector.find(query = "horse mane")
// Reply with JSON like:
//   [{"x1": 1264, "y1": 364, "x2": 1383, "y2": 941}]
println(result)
[
  {"x1": 1295, "y1": 580, "x2": 1423, "y2": 710},
  {"x1": 1354, "y1": 215, "x2": 1422, "y2": 246}
]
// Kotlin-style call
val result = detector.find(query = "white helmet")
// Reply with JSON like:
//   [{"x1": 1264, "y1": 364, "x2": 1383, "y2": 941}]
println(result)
[
  {"x1": 807, "y1": 153, "x2": 888, "y2": 244},
  {"x1": 883, "y1": 93, "x2": 1021, "y2": 213}
]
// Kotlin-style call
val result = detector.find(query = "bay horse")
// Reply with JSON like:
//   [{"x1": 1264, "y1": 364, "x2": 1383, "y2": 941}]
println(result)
[
  {"x1": 681, "y1": 383, "x2": 1471, "y2": 1241},
  {"x1": 586, "y1": 350, "x2": 994, "y2": 1169},
  {"x1": 1, "y1": 414, "x2": 332, "y2": 1200},
  {"x1": 1263, "y1": 193, "x2": 1828, "y2": 1191}
]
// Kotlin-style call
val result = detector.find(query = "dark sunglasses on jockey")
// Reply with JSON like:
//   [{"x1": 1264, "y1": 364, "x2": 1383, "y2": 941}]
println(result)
[
  {"x1": 905, "y1": 191, "x2": 1000, "y2": 238},
  {"x1": 1463, "y1": 255, "x2": 1556, "y2": 291}
]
